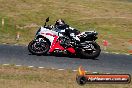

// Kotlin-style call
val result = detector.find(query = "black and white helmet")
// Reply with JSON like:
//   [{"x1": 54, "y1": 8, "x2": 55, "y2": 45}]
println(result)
[
  {"x1": 55, "y1": 19, "x2": 68, "y2": 29},
  {"x1": 55, "y1": 19, "x2": 65, "y2": 26}
]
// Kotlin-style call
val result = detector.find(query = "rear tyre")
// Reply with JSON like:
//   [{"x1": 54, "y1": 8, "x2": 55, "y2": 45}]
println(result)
[
  {"x1": 80, "y1": 42, "x2": 101, "y2": 59},
  {"x1": 28, "y1": 39, "x2": 50, "y2": 55}
]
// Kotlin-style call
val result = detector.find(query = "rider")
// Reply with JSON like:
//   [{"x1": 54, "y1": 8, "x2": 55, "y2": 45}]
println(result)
[{"x1": 54, "y1": 19, "x2": 80, "y2": 43}]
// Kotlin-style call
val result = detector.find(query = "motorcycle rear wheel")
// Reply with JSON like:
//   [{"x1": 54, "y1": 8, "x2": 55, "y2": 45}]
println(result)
[{"x1": 80, "y1": 42, "x2": 101, "y2": 59}]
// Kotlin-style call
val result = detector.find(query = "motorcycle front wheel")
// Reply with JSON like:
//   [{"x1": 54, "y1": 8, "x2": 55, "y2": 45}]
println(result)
[
  {"x1": 80, "y1": 42, "x2": 101, "y2": 59},
  {"x1": 28, "y1": 39, "x2": 50, "y2": 55}
]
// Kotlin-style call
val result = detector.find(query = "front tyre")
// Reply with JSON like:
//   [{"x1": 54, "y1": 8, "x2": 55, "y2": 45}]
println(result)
[
  {"x1": 80, "y1": 42, "x2": 101, "y2": 59},
  {"x1": 28, "y1": 39, "x2": 50, "y2": 55}
]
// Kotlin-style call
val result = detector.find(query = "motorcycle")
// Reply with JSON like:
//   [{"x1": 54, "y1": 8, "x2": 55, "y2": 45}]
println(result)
[{"x1": 28, "y1": 17, "x2": 101, "y2": 59}]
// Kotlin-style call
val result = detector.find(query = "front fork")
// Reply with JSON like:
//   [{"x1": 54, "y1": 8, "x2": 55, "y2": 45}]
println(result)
[{"x1": 33, "y1": 35, "x2": 45, "y2": 46}]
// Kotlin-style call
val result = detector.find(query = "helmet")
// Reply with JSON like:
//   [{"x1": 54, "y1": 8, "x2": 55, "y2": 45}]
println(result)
[{"x1": 55, "y1": 19, "x2": 65, "y2": 26}]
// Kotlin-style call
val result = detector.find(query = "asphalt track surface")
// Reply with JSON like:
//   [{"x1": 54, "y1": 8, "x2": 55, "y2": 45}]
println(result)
[{"x1": 0, "y1": 44, "x2": 132, "y2": 73}]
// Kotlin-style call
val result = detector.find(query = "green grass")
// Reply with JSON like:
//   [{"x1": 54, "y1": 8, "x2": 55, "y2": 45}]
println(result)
[
  {"x1": 0, "y1": 0, "x2": 132, "y2": 53},
  {"x1": 0, "y1": 65, "x2": 132, "y2": 88}
]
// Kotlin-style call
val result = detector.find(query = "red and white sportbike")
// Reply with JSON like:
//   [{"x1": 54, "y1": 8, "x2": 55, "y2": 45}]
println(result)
[{"x1": 28, "y1": 18, "x2": 101, "y2": 59}]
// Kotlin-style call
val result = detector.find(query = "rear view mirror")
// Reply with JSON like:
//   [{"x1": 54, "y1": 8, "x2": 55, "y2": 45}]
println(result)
[{"x1": 46, "y1": 17, "x2": 49, "y2": 22}]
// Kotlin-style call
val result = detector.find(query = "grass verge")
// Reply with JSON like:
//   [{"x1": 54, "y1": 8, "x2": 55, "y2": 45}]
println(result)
[{"x1": 0, "y1": 65, "x2": 132, "y2": 88}]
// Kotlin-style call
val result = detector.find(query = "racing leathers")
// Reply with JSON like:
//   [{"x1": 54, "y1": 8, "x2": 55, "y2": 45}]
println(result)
[{"x1": 54, "y1": 24, "x2": 80, "y2": 47}]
